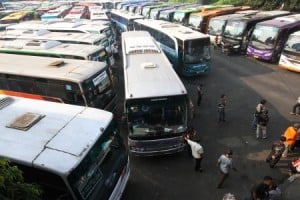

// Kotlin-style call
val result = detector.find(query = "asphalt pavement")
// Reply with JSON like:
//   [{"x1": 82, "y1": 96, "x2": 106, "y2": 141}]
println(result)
[{"x1": 113, "y1": 47, "x2": 300, "y2": 200}]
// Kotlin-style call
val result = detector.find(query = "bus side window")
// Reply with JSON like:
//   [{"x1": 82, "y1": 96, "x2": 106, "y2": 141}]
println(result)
[{"x1": 0, "y1": 74, "x2": 9, "y2": 89}]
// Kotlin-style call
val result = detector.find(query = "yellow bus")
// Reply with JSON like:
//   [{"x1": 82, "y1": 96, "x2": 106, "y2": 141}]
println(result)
[{"x1": 0, "y1": 10, "x2": 34, "y2": 24}]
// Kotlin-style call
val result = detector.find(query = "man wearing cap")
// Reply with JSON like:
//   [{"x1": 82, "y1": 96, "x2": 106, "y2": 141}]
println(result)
[
  {"x1": 282, "y1": 123, "x2": 300, "y2": 157},
  {"x1": 217, "y1": 149, "x2": 237, "y2": 188}
]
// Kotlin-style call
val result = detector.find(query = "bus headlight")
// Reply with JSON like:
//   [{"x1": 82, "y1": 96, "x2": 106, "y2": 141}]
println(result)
[{"x1": 233, "y1": 45, "x2": 240, "y2": 49}]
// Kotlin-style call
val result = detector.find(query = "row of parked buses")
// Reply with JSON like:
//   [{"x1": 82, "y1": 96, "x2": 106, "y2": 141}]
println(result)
[
  {"x1": 0, "y1": 0, "x2": 119, "y2": 23},
  {"x1": 0, "y1": 1, "x2": 131, "y2": 199},
  {"x1": 110, "y1": 1, "x2": 300, "y2": 73}
]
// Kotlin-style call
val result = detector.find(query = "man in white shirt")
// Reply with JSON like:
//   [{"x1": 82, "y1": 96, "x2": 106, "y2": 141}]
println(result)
[
  {"x1": 184, "y1": 135, "x2": 204, "y2": 172},
  {"x1": 290, "y1": 96, "x2": 300, "y2": 115},
  {"x1": 217, "y1": 149, "x2": 237, "y2": 188}
]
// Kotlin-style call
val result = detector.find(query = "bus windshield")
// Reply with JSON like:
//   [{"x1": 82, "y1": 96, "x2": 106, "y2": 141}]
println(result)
[
  {"x1": 188, "y1": 15, "x2": 202, "y2": 29},
  {"x1": 127, "y1": 96, "x2": 187, "y2": 139},
  {"x1": 142, "y1": 7, "x2": 150, "y2": 17},
  {"x1": 184, "y1": 39, "x2": 210, "y2": 64},
  {"x1": 208, "y1": 18, "x2": 225, "y2": 35},
  {"x1": 283, "y1": 34, "x2": 300, "y2": 56},
  {"x1": 159, "y1": 12, "x2": 169, "y2": 21},
  {"x1": 68, "y1": 121, "x2": 126, "y2": 199},
  {"x1": 173, "y1": 12, "x2": 184, "y2": 23},
  {"x1": 149, "y1": 10, "x2": 159, "y2": 19},
  {"x1": 223, "y1": 21, "x2": 246, "y2": 40},
  {"x1": 249, "y1": 25, "x2": 279, "y2": 50},
  {"x1": 82, "y1": 70, "x2": 114, "y2": 108}
]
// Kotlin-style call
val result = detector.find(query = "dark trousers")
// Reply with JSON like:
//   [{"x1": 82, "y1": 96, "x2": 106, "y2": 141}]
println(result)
[
  {"x1": 292, "y1": 103, "x2": 300, "y2": 114},
  {"x1": 218, "y1": 109, "x2": 225, "y2": 122},
  {"x1": 194, "y1": 156, "x2": 203, "y2": 171},
  {"x1": 266, "y1": 152, "x2": 282, "y2": 168},
  {"x1": 197, "y1": 94, "x2": 202, "y2": 106},
  {"x1": 217, "y1": 171, "x2": 229, "y2": 188}
]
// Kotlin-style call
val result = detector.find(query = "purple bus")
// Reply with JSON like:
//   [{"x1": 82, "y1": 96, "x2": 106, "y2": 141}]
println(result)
[
  {"x1": 247, "y1": 14, "x2": 300, "y2": 62},
  {"x1": 221, "y1": 10, "x2": 290, "y2": 54}
]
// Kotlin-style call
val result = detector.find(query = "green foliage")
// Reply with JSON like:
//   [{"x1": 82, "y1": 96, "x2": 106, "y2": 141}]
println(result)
[
  {"x1": 213, "y1": 0, "x2": 300, "y2": 11},
  {"x1": 0, "y1": 159, "x2": 42, "y2": 200}
]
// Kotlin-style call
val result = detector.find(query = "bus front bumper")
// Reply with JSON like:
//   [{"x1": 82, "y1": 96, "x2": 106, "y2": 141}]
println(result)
[{"x1": 128, "y1": 137, "x2": 186, "y2": 156}]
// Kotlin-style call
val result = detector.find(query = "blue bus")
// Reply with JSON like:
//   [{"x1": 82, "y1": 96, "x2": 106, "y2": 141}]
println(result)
[{"x1": 134, "y1": 19, "x2": 211, "y2": 76}]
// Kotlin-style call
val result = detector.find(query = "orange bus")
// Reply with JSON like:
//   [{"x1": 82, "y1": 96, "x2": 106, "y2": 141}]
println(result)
[{"x1": 187, "y1": 6, "x2": 251, "y2": 33}]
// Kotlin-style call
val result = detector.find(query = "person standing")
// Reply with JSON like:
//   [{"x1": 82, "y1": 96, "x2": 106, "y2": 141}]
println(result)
[
  {"x1": 266, "y1": 136, "x2": 286, "y2": 168},
  {"x1": 256, "y1": 109, "x2": 269, "y2": 139},
  {"x1": 290, "y1": 96, "x2": 300, "y2": 115},
  {"x1": 185, "y1": 127, "x2": 200, "y2": 157},
  {"x1": 218, "y1": 94, "x2": 227, "y2": 123},
  {"x1": 282, "y1": 123, "x2": 300, "y2": 157},
  {"x1": 184, "y1": 135, "x2": 204, "y2": 172},
  {"x1": 216, "y1": 149, "x2": 237, "y2": 188},
  {"x1": 197, "y1": 84, "x2": 204, "y2": 106},
  {"x1": 252, "y1": 99, "x2": 267, "y2": 130}
]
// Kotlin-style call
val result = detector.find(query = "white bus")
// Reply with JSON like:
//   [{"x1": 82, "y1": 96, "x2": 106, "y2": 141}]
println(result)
[
  {"x1": 6, "y1": 19, "x2": 117, "y2": 57},
  {"x1": 279, "y1": 30, "x2": 300, "y2": 72},
  {"x1": 0, "y1": 39, "x2": 110, "y2": 64},
  {"x1": 89, "y1": 6, "x2": 109, "y2": 21},
  {"x1": 134, "y1": 19, "x2": 211, "y2": 77},
  {"x1": 0, "y1": 54, "x2": 117, "y2": 111},
  {"x1": 0, "y1": 94, "x2": 129, "y2": 200},
  {"x1": 110, "y1": 9, "x2": 144, "y2": 35},
  {"x1": 122, "y1": 31, "x2": 189, "y2": 156},
  {"x1": 1, "y1": 29, "x2": 115, "y2": 66}
]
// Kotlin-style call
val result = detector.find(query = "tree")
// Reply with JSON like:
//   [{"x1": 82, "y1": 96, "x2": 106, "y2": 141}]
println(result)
[{"x1": 0, "y1": 159, "x2": 42, "y2": 200}]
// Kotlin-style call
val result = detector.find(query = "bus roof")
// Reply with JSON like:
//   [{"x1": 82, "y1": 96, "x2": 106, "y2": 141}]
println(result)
[
  {"x1": 122, "y1": 31, "x2": 187, "y2": 100},
  {"x1": 255, "y1": 14, "x2": 300, "y2": 28},
  {"x1": 228, "y1": 10, "x2": 290, "y2": 22},
  {"x1": 0, "y1": 38, "x2": 104, "y2": 58},
  {"x1": 209, "y1": 10, "x2": 259, "y2": 21},
  {"x1": 2, "y1": 29, "x2": 107, "y2": 44},
  {"x1": 173, "y1": 4, "x2": 227, "y2": 14},
  {"x1": 41, "y1": 5, "x2": 71, "y2": 17},
  {"x1": 110, "y1": 9, "x2": 144, "y2": 20},
  {"x1": 0, "y1": 94, "x2": 112, "y2": 175},
  {"x1": 6, "y1": 19, "x2": 111, "y2": 34},
  {"x1": 0, "y1": 54, "x2": 107, "y2": 83},
  {"x1": 190, "y1": 6, "x2": 251, "y2": 17},
  {"x1": 134, "y1": 19, "x2": 210, "y2": 41},
  {"x1": 0, "y1": 10, "x2": 33, "y2": 21}
]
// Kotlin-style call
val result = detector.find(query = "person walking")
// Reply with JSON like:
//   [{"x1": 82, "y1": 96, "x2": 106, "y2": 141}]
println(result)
[
  {"x1": 290, "y1": 96, "x2": 300, "y2": 115},
  {"x1": 197, "y1": 84, "x2": 204, "y2": 106},
  {"x1": 184, "y1": 135, "x2": 204, "y2": 172},
  {"x1": 218, "y1": 94, "x2": 227, "y2": 123},
  {"x1": 266, "y1": 136, "x2": 286, "y2": 168},
  {"x1": 282, "y1": 123, "x2": 300, "y2": 157},
  {"x1": 252, "y1": 99, "x2": 267, "y2": 130},
  {"x1": 185, "y1": 127, "x2": 200, "y2": 157},
  {"x1": 256, "y1": 109, "x2": 269, "y2": 139},
  {"x1": 216, "y1": 149, "x2": 237, "y2": 188}
]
